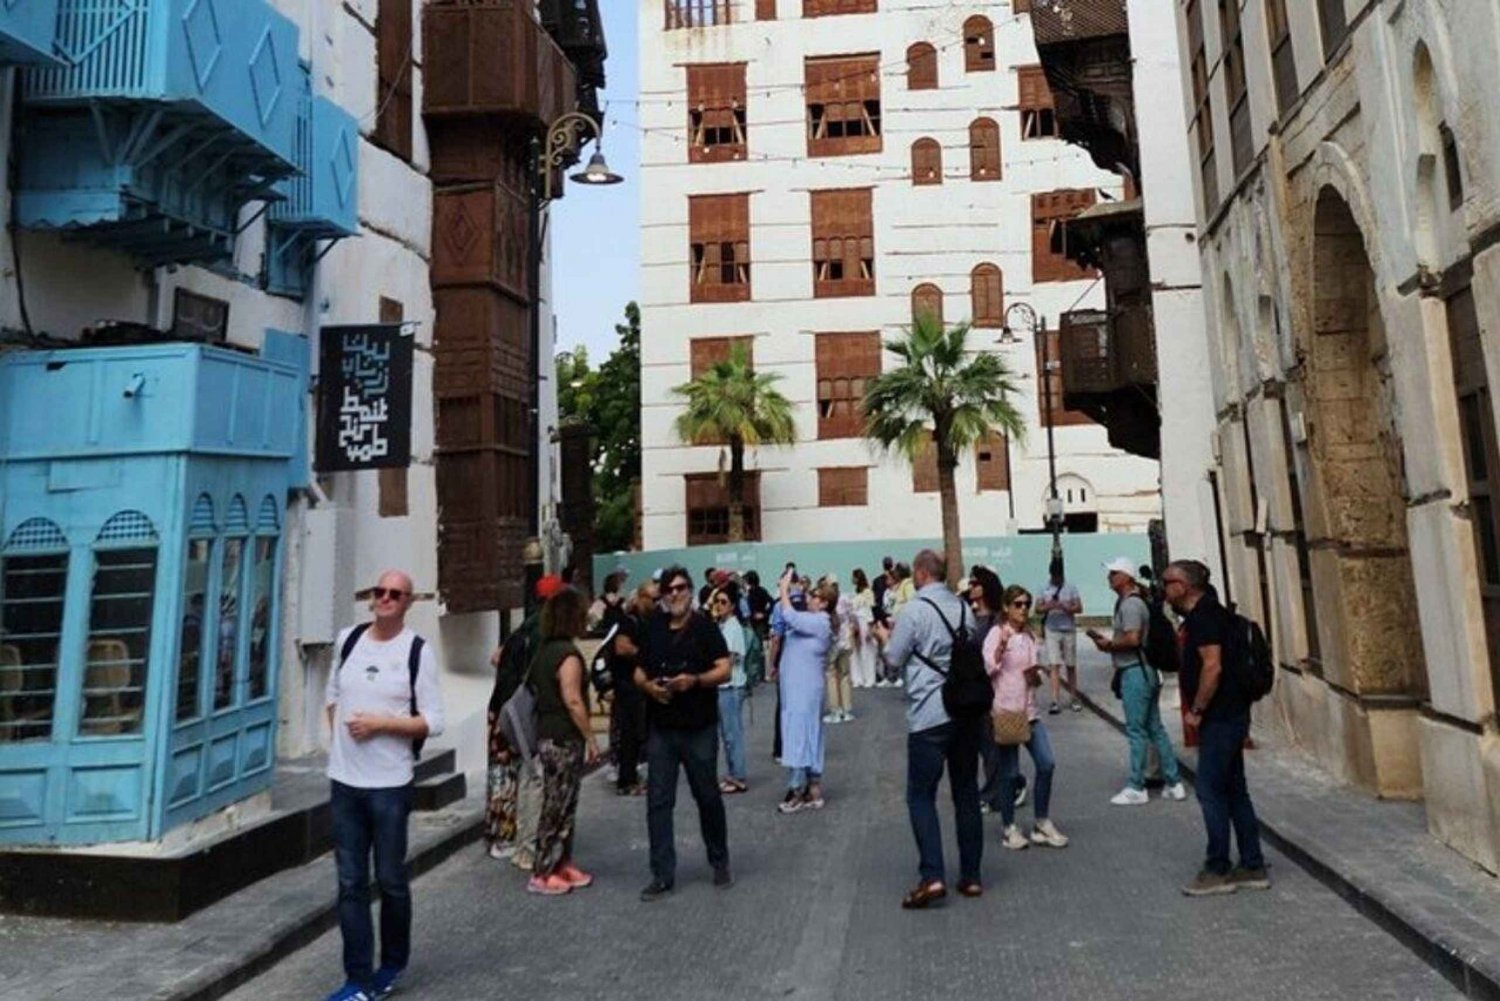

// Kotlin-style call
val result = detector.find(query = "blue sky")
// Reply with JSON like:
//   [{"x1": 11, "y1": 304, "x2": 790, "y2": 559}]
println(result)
[{"x1": 551, "y1": 1, "x2": 641, "y2": 362}]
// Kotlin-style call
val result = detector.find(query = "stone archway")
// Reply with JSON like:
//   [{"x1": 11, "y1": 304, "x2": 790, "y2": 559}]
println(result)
[{"x1": 1296, "y1": 187, "x2": 1428, "y2": 794}]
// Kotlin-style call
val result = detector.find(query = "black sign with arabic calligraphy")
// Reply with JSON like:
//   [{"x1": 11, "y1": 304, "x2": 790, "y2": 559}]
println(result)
[{"x1": 315, "y1": 324, "x2": 413, "y2": 472}]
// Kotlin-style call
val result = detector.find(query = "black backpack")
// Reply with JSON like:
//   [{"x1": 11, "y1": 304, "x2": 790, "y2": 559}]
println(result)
[
  {"x1": 915, "y1": 597, "x2": 993, "y2": 719},
  {"x1": 338, "y1": 623, "x2": 428, "y2": 759},
  {"x1": 1228, "y1": 606, "x2": 1275, "y2": 701},
  {"x1": 1140, "y1": 594, "x2": 1180, "y2": 674}
]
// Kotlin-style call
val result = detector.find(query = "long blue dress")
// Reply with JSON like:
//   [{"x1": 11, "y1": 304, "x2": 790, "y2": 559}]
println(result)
[{"x1": 779, "y1": 608, "x2": 831, "y2": 775}]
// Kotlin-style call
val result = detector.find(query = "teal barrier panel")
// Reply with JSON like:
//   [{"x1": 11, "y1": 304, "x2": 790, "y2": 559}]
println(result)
[{"x1": 594, "y1": 533, "x2": 1153, "y2": 618}]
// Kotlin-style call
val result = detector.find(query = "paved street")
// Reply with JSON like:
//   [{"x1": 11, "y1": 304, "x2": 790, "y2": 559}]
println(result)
[{"x1": 229, "y1": 685, "x2": 1460, "y2": 1001}]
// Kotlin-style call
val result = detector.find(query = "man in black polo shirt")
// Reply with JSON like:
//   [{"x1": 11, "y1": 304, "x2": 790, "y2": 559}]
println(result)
[
  {"x1": 633, "y1": 564, "x2": 733, "y2": 901},
  {"x1": 1164, "y1": 559, "x2": 1269, "y2": 897}
]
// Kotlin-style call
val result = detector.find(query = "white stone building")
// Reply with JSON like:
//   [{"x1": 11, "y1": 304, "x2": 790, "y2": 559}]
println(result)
[
  {"x1": 1173, "y1": 0, "x2": 1500, "y2": 872},
  {"x1": 638, "y1": 0, "x2": 1161, "y2": 554}
]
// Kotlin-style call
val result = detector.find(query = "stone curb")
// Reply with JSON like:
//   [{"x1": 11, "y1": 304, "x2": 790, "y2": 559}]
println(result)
[
  {"x1": 165, "y1": 804, "x2": 485, "y2": 1001},
  {"x1": 1075, "y1": 687, "x2": 1500, "y2": 1001}
]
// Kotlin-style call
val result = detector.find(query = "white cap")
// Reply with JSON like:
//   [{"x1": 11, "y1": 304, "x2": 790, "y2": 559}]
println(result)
[
  {"x1": 1102, "y1": 557, "x2": 1138, "y2": 579},
  {"x1": 824, "y1": 572, "x2": 840, "y2": 586}
]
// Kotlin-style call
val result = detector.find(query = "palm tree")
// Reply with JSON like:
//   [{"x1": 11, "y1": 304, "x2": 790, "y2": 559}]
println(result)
[
  {"x1": 672, "y1": 343, "x2": 797, "y2": 542},
  {"x1": 863, "y1": 313, "x2": 1026, "y2": 586}
]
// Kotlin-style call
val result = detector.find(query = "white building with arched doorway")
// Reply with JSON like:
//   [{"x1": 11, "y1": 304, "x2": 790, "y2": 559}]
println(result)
[{"x1": 1175, "y1": 0, "x2": 1500, "y2": 873}]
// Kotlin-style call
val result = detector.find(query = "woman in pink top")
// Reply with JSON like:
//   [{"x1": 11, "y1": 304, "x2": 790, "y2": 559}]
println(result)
[{"x1": 983, "y1": 585, "x2": 1070, "y2": 851}]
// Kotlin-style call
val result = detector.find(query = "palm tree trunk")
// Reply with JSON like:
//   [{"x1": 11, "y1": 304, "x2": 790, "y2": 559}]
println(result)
[
  {"x1": 727, "y1": 436, "x2": 746, "y2": 542},
  {"x1": 936, "y1": 436, "x2": 962, "y2": 588}
]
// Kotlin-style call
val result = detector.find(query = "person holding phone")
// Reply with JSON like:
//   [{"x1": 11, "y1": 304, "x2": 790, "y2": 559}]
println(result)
[
  {"x1": 634, "y1": 565, "x2": 734, "y2": 902},
  {"x1": 776, "y1": 570, "x2": 836, "y2": 812}
]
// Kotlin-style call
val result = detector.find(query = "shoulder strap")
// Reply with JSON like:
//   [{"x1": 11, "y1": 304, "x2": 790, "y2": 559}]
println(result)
[
  {"x1": 918, "y1": 596, "x2": 960, "y2": 639},
  {"x1": 407, "y1": 635, "x2": 425, "y2": 717},
  {"x1": 338, "y1": 622, "x2": 373, "y2": 673}
]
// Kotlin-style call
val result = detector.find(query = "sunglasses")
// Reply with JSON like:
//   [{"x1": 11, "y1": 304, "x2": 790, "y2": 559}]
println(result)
[
  {"x1": 665, "y1": 582, "x2": 692, "y2": 595},
  {"x1": 371, "y1": 587, "x2": 408, "y2": 601},
  {"x1": 1010, "y1": 599, "x2": 1032, "y2": 609}
]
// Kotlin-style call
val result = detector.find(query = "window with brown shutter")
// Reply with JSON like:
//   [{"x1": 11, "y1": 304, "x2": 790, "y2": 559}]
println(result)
[
  {"x1": 911, "y1": 138, "x2": 942, "y2": 185},
  {"x1": 666, "y1": 0, "x2": 734, "y2": 28},
  {"x1": 907, "y1": 42, "x2": 937, "y2": 90},
  {"x1": 911, "y1": 283, "x2": 943, "y2": 326},
  {"x1": 911, "y1": 434, "x2": 939, "y2": 493},
  {"x1": 970, "y1": 264, "x2": 1003, "y2": 327},
  {"x1": 690, "y1": 193, "x2": 752, "y2": 303},
  {"x1": 804, "y1": 0, "x2": 877, "y2": 15},
  {"x1": 806, "y1": 55, "x2": 882, "y2": 157},
  {"x1": 1018, "y1": 66, "x2": 1058, "y2": 140},
  {"x1": 757, "y1": 0, "x2": 776, "y2": 18},
  {"x1": 375, "y1": 0, "x2": 413, "y2": 161},
  {"x1": 1031, "y1": 189, "x2": 1097, "y2": 284},
  {"x1": 816, "y1": 331, "x2": 880, "y2": 439},
  {"x1": 688, "y1": 64, "x2": 748, "y2": 163},
  {"x1": 1013, "y1": 0, "x2": 1032, "y2": 12},
  {"x1": 975, "y1": 432, "x2": 1011, "y2": 491},
  {"x1": 818, "y1": 467, "x2": 869, "y2": 507},
  {"x1": 685, "y1": 472, "x2": 762, "y2": 544},
  {"x1": 810, "y1": 188, "x2": 875, "y2": 298},
  {"x1": 1037, "y1": 329, "x2": 1093, "y2": 426},
  {"x1": 690, "y1": 336, "x2": 754, "y2": 378},
  {"x1": 964, "y1": 16, "x2": 995, "y2": 72},
  {"x1": 969, "y1": 118, "x2": 1001, "y2": 180}
]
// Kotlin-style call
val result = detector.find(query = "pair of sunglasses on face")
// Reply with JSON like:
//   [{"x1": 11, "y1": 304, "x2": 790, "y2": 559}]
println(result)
[{"x1": 370, "y1": 587, "x2": 409, "y2": 601}]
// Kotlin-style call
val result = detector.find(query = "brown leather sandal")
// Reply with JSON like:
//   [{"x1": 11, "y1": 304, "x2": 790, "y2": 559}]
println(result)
[
  {"x1": 957, "y1": 880, "x2": 983, "y2": 898},
  {"x1": 901, "y1": 880, "x2": 948, "y2": 910}
]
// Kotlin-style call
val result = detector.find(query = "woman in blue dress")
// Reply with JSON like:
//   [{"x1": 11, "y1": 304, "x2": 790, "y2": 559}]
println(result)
[{"x1": 776, "y1": 570, "x2": 836, "y2": 813}]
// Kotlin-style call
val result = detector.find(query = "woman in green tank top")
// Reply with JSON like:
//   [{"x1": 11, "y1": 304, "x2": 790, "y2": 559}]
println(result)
[{"x1": 527, "y1": 588, "x2": 600, "y2": 896}]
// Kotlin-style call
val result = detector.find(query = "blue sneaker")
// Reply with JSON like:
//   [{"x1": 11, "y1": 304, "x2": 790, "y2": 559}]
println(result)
[
  {"x1": 371, "y1": 965, "x2": 404, "y2": 998},
  {"x1": 322, "y1": 983, "x2": 372, "y2": 1001}
]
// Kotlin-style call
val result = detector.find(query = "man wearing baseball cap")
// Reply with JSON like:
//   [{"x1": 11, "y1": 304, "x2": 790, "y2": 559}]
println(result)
[{"x1": 1086, "y1": 558, "x2": 1187, "y2": 806}]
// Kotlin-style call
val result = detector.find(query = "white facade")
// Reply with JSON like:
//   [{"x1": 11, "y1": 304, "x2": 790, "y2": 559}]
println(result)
[
  {"x1": 638, "y1": 0, "x2": 1161, "y2": 552},
  {"x1": 0, "y1": 0, "x2": 533, "y2": 778}
]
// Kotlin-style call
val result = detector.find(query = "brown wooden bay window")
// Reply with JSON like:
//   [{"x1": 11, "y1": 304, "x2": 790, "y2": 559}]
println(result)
[
  {"x1": 818, "y1": 467, "x2": 869, "y2": 506},
  {"x1": 1018, "y1": 66, "x2": 1058, "y2": 140},
  {"x1": 1031, "y1": 189, "x2": 1097, "y2": 284},
  {"x1": 810, "y1": 188, "x2": 875, "y2": 298},
  {"x1": 1037, "y1": 328, "x2": 1093, "y2": 426},
  {"x1": 685, "y1": 472, "x2": 761, "y2": 544},
  {"x1": 690, "y1": 193, "x2": 751, "y2": 303},
  {"x1": 806, "y1": 54, "x2": 882, "y2": 157},
  {"x1": 975, "y1": 432, "x2": 1011, "y2": 491},
  {"x1": 687, "y1": 63, "x2": 748, "y2": 163},
  {"x1": 816, "y1": 331, "x2": 880, "y2": 438}
]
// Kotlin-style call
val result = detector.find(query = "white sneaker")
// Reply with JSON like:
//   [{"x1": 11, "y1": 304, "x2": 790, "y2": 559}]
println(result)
[
  {"x1": 822, "y1": 713, "x2": 840, "y2": 724},
  {"x1": 874, "y1": 679, "x2": 890, "y2": 688},
  {"x1": 1001, "y1": 824, "x2": 1030, "y2": 850},
  {"x1": 1164, "y1": 782, "x2": 1189, "y2": 801},
  {"x1": 1030, "y1": 819, "x2": 1070, "y2": 848},
  {"x1": 487, "y1": 841, "x2": 516, "y2": 860},
  {"x1": 841, "y1": 711, "x2": 856, "y2": 722},
  {"x1": 893, "y1": 678, "x2": 904, "y2": 688},
  {"x1": 1110, "y1": 786, "x2": 1150, "y2": 806}
]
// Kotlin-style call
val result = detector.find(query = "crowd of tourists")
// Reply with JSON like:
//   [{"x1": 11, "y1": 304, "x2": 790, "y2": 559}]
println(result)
[{"x1": 316, "y1": 548, "x2": 1272, "y2": 1001}]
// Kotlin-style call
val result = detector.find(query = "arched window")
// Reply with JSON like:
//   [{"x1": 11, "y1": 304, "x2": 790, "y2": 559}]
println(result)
[
  {"x1": 247, "y1": 497, "x2": 282, "y2": 702},
  {"x1": 911, "y1": 283, "x2": 944, "y2": 326},
  {"x1": 214, "y1": 496, "x2": 250, "y2": 712},
  {"x1": 971, "y1": 264, "x2": 1003, "y2": 327},
  {"x1": 964, "y1": 16, "x2": 995, "y2": 72},
  {"x1": 906, "y1": 42, "x2": 937, "y2": 90},
  {"x1": 177, "y1": 495, "x2": 217, "y2": 722},
  {"x1": 911, "y1": 138, "x2": 942, "y2": 185},
  {"x1": 969, "y1": 117, "x2": 1000, "y2": 180},
  {"x1": 83, "y1": 512, "x2": 160, "y2": 736},
  {"x1": 1, "y1": 518, "x2": 69, "y2": 744}
]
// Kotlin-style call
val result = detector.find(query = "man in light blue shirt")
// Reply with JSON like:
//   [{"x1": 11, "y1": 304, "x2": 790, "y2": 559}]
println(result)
[{"x1": 874, "y1": 549, "x2": 984, "y2": 908}]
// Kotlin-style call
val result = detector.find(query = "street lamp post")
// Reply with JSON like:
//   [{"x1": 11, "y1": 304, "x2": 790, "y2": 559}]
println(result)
[
  {"x1": 527, "y1": 113, "x2": 622, "y2": 568},
  {"x1": 1002, "y1": 302, "x2": 1064, "y2": 563}
]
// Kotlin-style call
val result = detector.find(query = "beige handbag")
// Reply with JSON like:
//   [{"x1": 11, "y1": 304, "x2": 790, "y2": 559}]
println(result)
[{"x1": 991, "y1": 709, "x2": 1032, "y2": 746}]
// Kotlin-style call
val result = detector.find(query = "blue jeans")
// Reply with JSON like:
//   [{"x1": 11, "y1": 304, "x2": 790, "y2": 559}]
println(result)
[
  {"x1": 906, "y1": 719, "x2": 984, "y2": 884},
  {"x1": 331, "y1": 781, "x2": 413, "y2": 987},
  {"x1": 718, "y1": 687, "x2": 747, "y2": 782},
  {"x1": 646, "y1": 723, "x2": 730, "y2": 884},
  {"x1": 1196, "y1": 714, "x2": 1265, "y2": 874},
  {"x1": 998, "y1": 719, "x2": 1055, "y2": 827},
  {"x1": 786, "y1": 766, "x2": 823, "y2": 791},
  {"x1": 1120, "y1": 666, "x2": 1181, "y2": 789}
]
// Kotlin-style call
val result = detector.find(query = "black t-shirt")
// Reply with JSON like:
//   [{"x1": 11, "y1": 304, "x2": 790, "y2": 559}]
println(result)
[
  {"x1": 1178, "y1": 596, "x2": 1249, "y2": 722},
  {"x1": 642, "y1": 611, "x2": 730, "y2": 730},
  {"x1": 747, "y1": 586, "x2": 773, "y2": 623}
]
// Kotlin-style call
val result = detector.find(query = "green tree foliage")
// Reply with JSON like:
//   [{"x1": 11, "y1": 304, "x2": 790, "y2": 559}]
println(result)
[
  {"x1": 555, "y1": 302, "x2": 642, "y2": 553},
  {"x1": 863, "y1": 314, "x2": 1026, "y2": 586},
  {"x1": 671, "y1": 342, "x2": 796, "y2": 543}
]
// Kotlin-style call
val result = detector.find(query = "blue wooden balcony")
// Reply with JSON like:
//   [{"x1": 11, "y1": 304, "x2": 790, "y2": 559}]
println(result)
[
  {"x1": 0, "y1": 0, "x2": 62, "y2": 65},
  {"x1": 14, "y1": 0, "x2": 302, "y2": 266},
  {"x1": 265, "y1": 69, "x2": 360, "y2": 298}
]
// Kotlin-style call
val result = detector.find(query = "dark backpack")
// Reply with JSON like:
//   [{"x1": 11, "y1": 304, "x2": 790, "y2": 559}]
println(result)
[
  {"x1": 338, "y1": 623, "x2": 428, "y2": 759},
  {"x1": 1141, "y1": 594, "x2": 1180, "y2": 674},
  {"x1": 915, "y1": 597, "x2": 993, "y2": 719},
  {"x1": 1228, "y1": 606, "x2": 1274, "y2": 701}
]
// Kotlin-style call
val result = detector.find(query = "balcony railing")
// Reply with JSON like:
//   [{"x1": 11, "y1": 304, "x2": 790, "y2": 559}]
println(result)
[
  {"x1": 665, "y1": 0, "x2": 735, "y2": 29},
  {"x1": 424, "y1": 0, "x2": 575, "y2": 124},
  {"x1": 0, "y1": 0, "x2": 62, "y2": 65}
]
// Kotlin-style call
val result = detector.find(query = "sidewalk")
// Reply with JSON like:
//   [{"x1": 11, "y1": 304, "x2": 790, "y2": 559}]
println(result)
[
  {"x1": 1069, "y1": 644, "x2": 1500, "y2": 1000},
  {"x1": 0, "y1": 780, "x2": 486, "y2": 1001}
]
